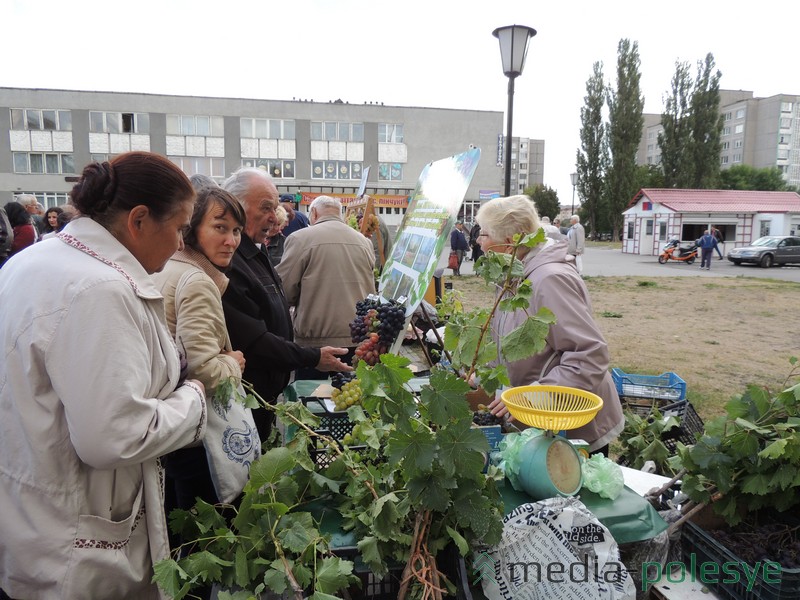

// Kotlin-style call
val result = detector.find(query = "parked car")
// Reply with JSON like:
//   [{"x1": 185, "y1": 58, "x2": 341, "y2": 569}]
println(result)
[{"x1": 727, "y1": 236, "x2": 800, "y2": 268}]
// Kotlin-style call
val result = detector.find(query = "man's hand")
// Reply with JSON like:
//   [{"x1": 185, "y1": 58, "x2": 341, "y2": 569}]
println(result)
[{"x1": 317, "y1": 346, "x2": 353, "y2": 373}]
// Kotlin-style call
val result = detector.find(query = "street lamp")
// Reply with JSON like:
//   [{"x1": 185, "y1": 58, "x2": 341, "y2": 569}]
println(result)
[
  {"x1": 570, "y1": 172, "x2": 578, "y2": 215},
  {"x1": 493, "y1": 24, "x2": 537, "y2": 197}
]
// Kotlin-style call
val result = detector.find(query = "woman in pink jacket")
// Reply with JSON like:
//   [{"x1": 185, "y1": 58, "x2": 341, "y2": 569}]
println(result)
[{"x1": 476, "y1": 195, "x2": 624, "y2": 455}]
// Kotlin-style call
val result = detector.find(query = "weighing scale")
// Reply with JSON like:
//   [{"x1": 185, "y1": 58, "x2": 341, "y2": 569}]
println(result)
[{"x1": 500, "y1": 385, "x2": 603, "y2": 500}]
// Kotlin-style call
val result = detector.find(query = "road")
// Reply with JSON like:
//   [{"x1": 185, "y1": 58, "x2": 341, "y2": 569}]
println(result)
[{"x1": 437, "y1": 245, "x2": 800, "y2": 283}]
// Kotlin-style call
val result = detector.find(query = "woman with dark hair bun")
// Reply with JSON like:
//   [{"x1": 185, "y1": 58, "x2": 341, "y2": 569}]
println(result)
[{"x1": 0, "y1": 151, "x2": 208, "y2": 600}]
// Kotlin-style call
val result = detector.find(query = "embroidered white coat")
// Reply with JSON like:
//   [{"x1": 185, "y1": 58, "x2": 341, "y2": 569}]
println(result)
[{"x1": 0, "y1": 217, "x2": 207, "y2": 600}]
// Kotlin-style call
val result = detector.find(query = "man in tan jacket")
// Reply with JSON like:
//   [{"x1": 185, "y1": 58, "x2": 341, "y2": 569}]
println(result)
[{"x1": 277, "y1": 195, "x2": 375, "y2": 378}]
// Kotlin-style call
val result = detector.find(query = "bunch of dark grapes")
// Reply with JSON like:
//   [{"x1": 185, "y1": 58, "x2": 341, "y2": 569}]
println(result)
[
  {"x1": 349, "y1": 298, "x2": 407, "y2": 366},
  {"x1": 473, "y1": 405, "x2": 502, "y2": 427},
  {"x1": 331, "y1": 372, "x2": 357, "y2": 390}
]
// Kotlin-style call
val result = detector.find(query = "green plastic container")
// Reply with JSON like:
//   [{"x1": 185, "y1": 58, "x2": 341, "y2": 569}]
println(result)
[{"x1": 517, "y1": 435, "x2": 583, "y2": 500}]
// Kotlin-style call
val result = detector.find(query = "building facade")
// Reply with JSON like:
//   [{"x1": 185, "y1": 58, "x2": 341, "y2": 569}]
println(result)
[
  {"x1": 638, "y1": 90, "x2": 800, "y2": 189},
  {"x1": 1, "y1": 87, "x2": 522, "y2": 230}
]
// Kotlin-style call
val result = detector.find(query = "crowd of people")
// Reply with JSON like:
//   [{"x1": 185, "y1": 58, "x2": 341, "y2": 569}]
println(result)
[{"x1": 0, "y1": 151, "x2": 623, "y2": 599}]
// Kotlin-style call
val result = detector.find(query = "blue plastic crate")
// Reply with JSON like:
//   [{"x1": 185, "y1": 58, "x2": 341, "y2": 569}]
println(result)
[{"x1": 612, "y1": 368, "x2": 686, "y2": 401}]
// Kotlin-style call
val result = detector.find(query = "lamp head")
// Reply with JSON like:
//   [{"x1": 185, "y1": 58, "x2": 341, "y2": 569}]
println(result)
[
  {"x1": 493, "y1": 25, "x2": 537, "y2": 77},
  {"x1": 570, "y1": 172, "x2": 579, "y2": 186}
]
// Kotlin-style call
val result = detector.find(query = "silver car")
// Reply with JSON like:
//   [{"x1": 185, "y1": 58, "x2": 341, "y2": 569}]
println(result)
[{"x1": 727, "y1": 236, "x2": 800, "y2": 268}]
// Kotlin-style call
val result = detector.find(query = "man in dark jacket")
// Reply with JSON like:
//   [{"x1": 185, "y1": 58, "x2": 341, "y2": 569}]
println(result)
[
  {"x1": 221, "y1": 169, "x2": 351, "y2": 438},
  {"x1": 696, "y1": 229, "x2": 718, "y2": 271},
  {"x1": 449, "y1": 221, "x2": 470, "y2": 276},
  {"x1": 0, "y1": 206, "x2": 13, "y2": 267}
]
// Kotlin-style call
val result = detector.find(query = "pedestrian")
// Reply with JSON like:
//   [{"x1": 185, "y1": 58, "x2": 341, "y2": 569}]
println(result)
[
  {"x1": 540, "y1": 216, "x2": 563, "y2": 241},
  {"x1": 0, "y1": 152, "x2": 207, "y2": 600},
  {"x1": 712, "y1": 226, "x2": 724, "y2": 259},
  {"x1": 566, "y1": 214, "x2": 586, "y2": 274},
  {"x1": 696, "y1": 229, "x2": 718, "y2": 270},
  {"x1": 449, "y1": 220, "x2": 470, "y2": 276},
  {"x1": 469, "y1": 222, "x2": 484, "y2": 262}
]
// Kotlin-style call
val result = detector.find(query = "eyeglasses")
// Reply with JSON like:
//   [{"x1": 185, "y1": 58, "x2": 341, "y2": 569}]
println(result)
[{"x1": 477, "y1": 233, "x2": 489, "y2": 238}]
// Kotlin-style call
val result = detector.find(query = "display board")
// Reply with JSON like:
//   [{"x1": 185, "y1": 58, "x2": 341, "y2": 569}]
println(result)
[{"x1": 378, "y1": 148, "x2": 481, "y2": 315}]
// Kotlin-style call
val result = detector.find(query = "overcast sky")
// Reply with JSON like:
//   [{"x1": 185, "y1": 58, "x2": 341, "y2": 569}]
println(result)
[{"x1": 4, "y1": 0, "x2": 797, "y2": 203}]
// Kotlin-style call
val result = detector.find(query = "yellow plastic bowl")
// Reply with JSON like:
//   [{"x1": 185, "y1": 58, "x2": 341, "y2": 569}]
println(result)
[{"x1": 500, "y1": 385, "x2": 603, "y2": 431}]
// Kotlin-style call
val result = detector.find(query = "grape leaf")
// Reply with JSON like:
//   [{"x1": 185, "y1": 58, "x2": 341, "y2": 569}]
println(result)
[
  {"x1": 291, "y1": 561, "x2": 313, "y2": 589},
  {"x1": 759, "y1": 438, "x2": 788, "y2": 459},
  {"x1": 420, "y1": 370, "x2": 471, "y2": 426},
  {"x1": 741, "y1": 473, "x2": 770, "y2": 495},
  {"x1": 234, "y1": 546, "x2": 250, "y2": 588},
  {"x1": 183, "y1": 551, "x2": 233, "y2": 583},
  {"x1": 314, "y1": 556, "x2": 355, "y2": 594},
  {"x1": 246, "y1": 447, "x2": 296, "y2": 492},
  {"x1": 357, "y1": 535, "x2": 383, "y2": 573},
  {"x1": 370, "y1": 493, "x2": 404, "y2": 541},
  {"x1": 437, "y1": 419, "x2": 489, "y2": 478},
  {"x1": 152, "y1": 559, "x2": 191, "y2": 600},
  {"x1": 386, "y1": 428, "x2": 437, "y2": 473},
  {"x1": 446, "y1": 525, "x2": 469, "y2": 556},
  {"x1": 276, "y1": 512, "x2": 317, "y2": 553},
  {"x1": 500, "y1": 309, "x2": 555, "y2": 363},
  {"x1": 262, "y1": 566, "x2": 289, "y2": 594},
  {"x1": 406, "y1": 471, "x2": 457, "y2": 512}
]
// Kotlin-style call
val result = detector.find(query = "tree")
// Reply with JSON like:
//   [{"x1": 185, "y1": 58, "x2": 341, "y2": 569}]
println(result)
[
  {"x1": 524, "y1": 184, "x2": 560, "y2": 220},
  {"x1": 688, "y1": 54, "x2": 723, "y2": 188},
  {"x1": 605, "y1": 39, "x2": 644, "y2": 242},
  {"x1": 634, "y1": 164, "x2": 666, "y2": 190},
  {"x1": 719, "y1": 165, "x2": 789, "y2": 191},
  {"x1": 575, "y1": 61, "x2": 608, "y2": 239},
  {"x1": 659, "y1": 61, "x2": 693, "y2": 187},
  {"x1": 659, "y1": 54, "x2": 723, "y2": 189}
]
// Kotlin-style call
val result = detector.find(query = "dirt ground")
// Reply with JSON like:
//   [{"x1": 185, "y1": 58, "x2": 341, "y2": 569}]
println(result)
[{"x1": 446, "y1": 273, "x2": 800, "y2": 420}]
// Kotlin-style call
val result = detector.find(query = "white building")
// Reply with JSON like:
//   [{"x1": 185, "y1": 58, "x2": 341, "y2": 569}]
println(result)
[{"x1": 622, "y1": 188, "x2": 800, "y2": 255}]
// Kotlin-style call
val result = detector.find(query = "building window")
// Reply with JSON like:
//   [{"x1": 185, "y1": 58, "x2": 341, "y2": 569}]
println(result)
[
  {"x1": 779, "y1": 134, "x2": 791, "y2": 145},
  {"x1": 760, "y1": 220, "x2": 771, "y2": 237},
  {"x1": 378, "y1": 123, "x2": 404, "y2": 143},
  {"x1": 777, "y1": 149, "x2": 790, "y2": 160},
  {"x1": 780, "y1": 118, "x2": 792, "y2": 129},
  {"x1": 723, "y1": 126, "x2": 731, "y2": 136},
  {"x1": 736, "y1": 108, "x2": 745, "y2": 119},
  {"x1": 378, "y1": 163, "x2": 403, "y2": 181},
  {"x1": 167, "y1": 115, "x2": 223, "y2": 136},
  {"x1": 734, "y1": 124, "x2": 744, "y2": 134},
  {"x1": 11, "y1": 108, "x2": 72, "y2": 131},
  {"x1": 241, "y1": 118, "x2": 296, "y2": 140},
  {"x1": 241, "y1": 158, "x2": 296, "y2": 178},
  {"x1": 733, "y1": 154, "x2": 742, "y2": 163},
  {"x1": 310, "y1": 121, "x2": 363, "y2": 142},
  {"x1": 648, "y1": 131, "x2": 655, "y2": 139},
  {"x1": 722, "y1": 141, "x2": 730, "y2": 150},
  {"x1": 13, "y1": 152, "x2": 74, "y2": 174},
  {"x1": 90, "y1": 111, "x2": 150, "y2": 134},
  {"x1": 734, "y1": 139, "x2": 743, "y2": 149},
  {"x1": 724, "y1": 112, "x2": 732, "y2": 121},
  {"x1": 168, "y1": 156, "x2": 226, "y2": 178},
  {"x1": 659, "y1": 222, "x2": 667, "y2": 240},
  {"x1": 645, "y1": 220, "x2": 653, "y2": 235},
  {"x1": 781, "y1": 102, "x2": 793, "y2": 113},
  {"x1": 626, "y1": 221, "x2": 634, "y2": 239},
  {"x1": 720, "y1": 156, "x2": 729, "y2": 165},
  {"x1": 311, "y1": 160, "x2": 362, "y2": 180}
]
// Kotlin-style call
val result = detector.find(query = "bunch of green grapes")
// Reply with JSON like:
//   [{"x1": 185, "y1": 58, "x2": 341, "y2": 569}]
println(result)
[
  {"x1": 341, "y1": 422, "x2": 368, "y2": 446},
  {"x1": 331, "y1": 378, "x2": 362, "y2": 411}
]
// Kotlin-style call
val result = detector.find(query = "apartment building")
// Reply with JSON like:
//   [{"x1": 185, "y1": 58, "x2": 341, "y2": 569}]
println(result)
[
  {"x1": 638, "y1": 89, "x2": 800, "y2": 189},
  {"x1": 1, "y1": 87, "x2": 520, "y2": 229}
]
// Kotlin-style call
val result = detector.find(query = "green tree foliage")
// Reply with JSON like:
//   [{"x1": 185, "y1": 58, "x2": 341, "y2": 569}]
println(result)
[
  {"x1": 689, "y1": 54, "x2": 724, "y2": 188},
  {"x1": 659, "y1": 54, "x2": 723, "y2": 189},
  {"x1": 605, "y1": 39, "x2": 644, "y2": 242},
  {"x1": 719, "y1": 165, "x2": 790, "y2": 191},
  {"x1": 634, "y1": 164, "x2": 666, "y2": 190},
  {"x1": 523, "y1": 184, "x2": 561, "y2": 220},
  {"x1": 575, "y1": 61, "x2": 608, "y2": 239}
]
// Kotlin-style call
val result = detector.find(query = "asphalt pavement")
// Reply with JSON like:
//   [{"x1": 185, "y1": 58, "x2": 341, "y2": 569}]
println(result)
[{"x1": 437, "y1": 245, "x2": 800, "y2": 283}]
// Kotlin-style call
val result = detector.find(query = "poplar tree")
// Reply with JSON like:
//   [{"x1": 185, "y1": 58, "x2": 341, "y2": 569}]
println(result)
[
  {"x1": 575, "y1": 61, "x2": 608, "y2": 238},
  {"x1": 606, "y1": 39, "x2": 644, "y2": 241},
  {"x1": 659, "y1": 61, "x2": 693, "y2": 187},
  {"x1": 689, "y1": 53, "x2": 723, "y2": 188}
]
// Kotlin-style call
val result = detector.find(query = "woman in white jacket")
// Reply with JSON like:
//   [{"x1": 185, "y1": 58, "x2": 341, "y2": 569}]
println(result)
[{"x1": 0, "y1": 152, "x2": 207, "y2": 600}]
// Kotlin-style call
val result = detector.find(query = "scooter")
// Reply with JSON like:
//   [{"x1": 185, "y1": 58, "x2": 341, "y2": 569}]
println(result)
[{"x1": 658, "y1": 239, "x2": 698, "y2": 264}]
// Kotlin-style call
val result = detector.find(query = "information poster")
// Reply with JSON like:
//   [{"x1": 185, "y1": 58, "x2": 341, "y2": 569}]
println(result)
[{"x1": 379, "y1": 148, "x2": 481, "y2": 315}]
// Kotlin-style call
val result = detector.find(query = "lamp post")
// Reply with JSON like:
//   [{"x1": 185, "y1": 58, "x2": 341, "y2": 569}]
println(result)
[
  {"x1": 570, "y1": 172, "x2": 578, "y2": 215},
  {"x1": 493, "y1": 24, "x2": 537, "y2": 197}
]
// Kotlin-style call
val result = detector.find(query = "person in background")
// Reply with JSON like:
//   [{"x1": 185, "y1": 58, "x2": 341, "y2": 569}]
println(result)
[
  {"x1": 540, "y1": 215, "x2": 563, "y2": 241},
  {"x1": 153, "y1": 186, "x2": 248, "y2": 541},
  {"x1": 554, "y1": 216, "x2": 569, "y2": 236},
  {"x1": 266, "y1": 204, "x2": 289, "y2": 265},
  {"x1": 3, "y1": 201, "x2": 37, "y2": 258},
  {"x1": 189, "y1": 173, "x2": 219, "y2": 190},
  {"x1": 279, "y1": 193, "x2": 310, "y2": 236},
  {"x1": 17, "y1": 194, "x2": 45, "y2": 238},
  {"x1": 0, "y1": 151, "x2": 207, "y2": 600},
  {"x1": 221, "y1": 168, "x2": 352, "y2": 439},
  {"x1": 277, "y1": 195, "x2": 375, "y2": 379},
  {"x1": 566, "y1": 214, "x2": 586, "y2": 274},
  {"x1": 42, "y1": 206, "x2": 64, "y2": 237},
  {"x1": 469, "y1": 221, "x2": 484, "y2": 262},
  {"x1": 0, "y1": 205, "x2": 12, "y2": 268},
  {"x1": 696, "y1": 229, "x2": 718, "y2": 270},
  {"x1": 712, "y1": 226, "x2": 724, "y2": 259},
  {"x1": 476, "y1": 195, "x2": 624, "y2": 456},
  {"x1": 449, "y1": 220, "x2": 470, "y2": 276}
]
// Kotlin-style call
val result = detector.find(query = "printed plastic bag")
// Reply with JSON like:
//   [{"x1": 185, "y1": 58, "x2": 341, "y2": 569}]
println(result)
[{"x1": 581, "y1": 454, "x2": 625, "y2": 500}]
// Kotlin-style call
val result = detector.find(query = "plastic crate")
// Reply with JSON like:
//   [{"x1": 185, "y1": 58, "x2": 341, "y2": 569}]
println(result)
[
  {"x1": 612, "y1": 368, "x2": 686, "y2": 401},
  {"x1": 682, "y1": 520, "x2": 800, "y2": 599},
  {"x1": 660, "y1": 401, "x2": 704, "y2": 451},
  {"x1": 621, "y1": 396, "x2": 684, "y2": 417},
  {"x1": 299, "y1": 397, "x2": 364, "y2": 469}
]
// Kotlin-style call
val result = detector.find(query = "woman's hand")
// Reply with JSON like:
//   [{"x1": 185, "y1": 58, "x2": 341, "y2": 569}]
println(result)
[
  {"x1": 224, "y1": 350, "x2": 246, "y2": 372},
  {"x1": 488, "y1": 394, "x2": 511, "y2": 420}
]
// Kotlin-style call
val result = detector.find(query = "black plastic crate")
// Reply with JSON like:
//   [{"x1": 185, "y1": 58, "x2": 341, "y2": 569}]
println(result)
[
  {"x1": 682, "y1": 520, "x2": 800, "y2": 599},
  {"x1": 299, "y1": 397, "x2": 364, "y2": 469},
  {"x1": 660, "y1": 401, "x2": 704, "y2": 451},
  {"x1": 621, "y1": 395, "x2": 685, "y2": 417}
]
